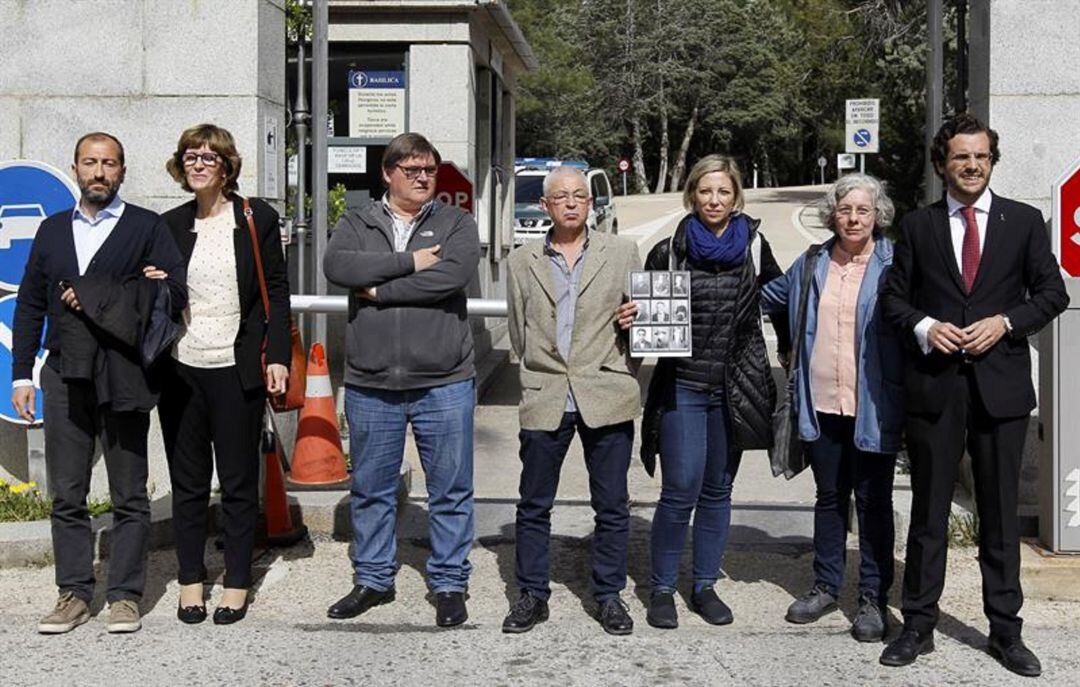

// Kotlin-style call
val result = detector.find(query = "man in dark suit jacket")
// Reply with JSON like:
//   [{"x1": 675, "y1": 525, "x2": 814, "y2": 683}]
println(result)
[
  {"x1": 880, "y1": 114, "x2": 1068, "y2": 677},
  {"x1": 11, "y1": 132, "x2": 186, "y2": 635}
]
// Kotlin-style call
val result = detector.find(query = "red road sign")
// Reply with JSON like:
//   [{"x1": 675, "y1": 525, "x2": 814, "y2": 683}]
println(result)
[
  {"x1": 435, "y1": 162, "x2": 473, "y2": 215},
  {"x1": 617, "y1": 157, "x2": 631, "y2": 173},
  {"x1": 1054, "y1": 158, "x2": 1080, "y2": 277}
]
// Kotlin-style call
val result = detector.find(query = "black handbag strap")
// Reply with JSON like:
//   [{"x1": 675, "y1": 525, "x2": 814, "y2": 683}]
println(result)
[{"x1": 789, "y1": 244, "x2": 824, "y2": 372}]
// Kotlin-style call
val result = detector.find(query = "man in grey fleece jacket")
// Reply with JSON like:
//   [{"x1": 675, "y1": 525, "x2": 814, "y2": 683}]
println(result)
[{"x1": 323, "y1": 133, "x2": 480, "y2": 628}]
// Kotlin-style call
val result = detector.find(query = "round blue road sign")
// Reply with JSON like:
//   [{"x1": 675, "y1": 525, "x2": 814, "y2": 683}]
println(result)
[
  {"x1": 0, "y1": 160, "x2": 79, "y2": 292},
  {"x1": 853, "y1": 129, "x2": 872, "y2": 148},
  {"x1": 0, "y1": 293, "x2": 47, "y2": 424}
]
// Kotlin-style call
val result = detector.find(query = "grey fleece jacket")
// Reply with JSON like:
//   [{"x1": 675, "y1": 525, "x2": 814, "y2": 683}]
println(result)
[{"x1": 323, "y1": 199, "x2": 480, "y2": 390}]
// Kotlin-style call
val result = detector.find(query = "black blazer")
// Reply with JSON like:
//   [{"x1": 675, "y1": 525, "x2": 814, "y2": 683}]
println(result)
[
  {"x1": 880, "y1": 194, "x2": 1068, "y2": 418},
  {"x1": 12, "y1": 203, "x2": 187, "y2": 381},
  {"x1": 162, "y1": 195, "x2": 291, "y2": 392}
]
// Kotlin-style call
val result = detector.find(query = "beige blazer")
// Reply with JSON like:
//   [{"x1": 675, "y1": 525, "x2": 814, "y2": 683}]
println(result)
[{"x1": 507, "y1": 231, "x2": 643, "y2": 432}]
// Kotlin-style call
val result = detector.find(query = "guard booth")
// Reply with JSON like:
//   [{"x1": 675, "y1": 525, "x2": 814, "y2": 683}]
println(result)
[
  {"x1": 1038, "y1": 158, "x2": 1080, "y2": 553},
  {"x1": 289, "y1": 0, "x2": 536, "y2": 375}
]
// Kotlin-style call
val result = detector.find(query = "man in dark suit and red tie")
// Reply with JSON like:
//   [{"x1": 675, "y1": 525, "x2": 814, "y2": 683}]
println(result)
[{"x1": 880, "y1": 113, "x2": 1068, "y2": 677}]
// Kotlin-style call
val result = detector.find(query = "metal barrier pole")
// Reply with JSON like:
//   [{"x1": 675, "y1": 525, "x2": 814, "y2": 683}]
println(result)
[
  {"x1": 289, "y1": 295, "x2": 508, "y2": 318},
  {"x1": 26, "y1": 424, "x2": 46, "y2": 497}
]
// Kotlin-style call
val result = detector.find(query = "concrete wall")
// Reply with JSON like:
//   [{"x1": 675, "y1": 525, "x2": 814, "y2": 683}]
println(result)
[
  {"x1": 967, "y1": 2, "x2": 1080, "y2": 532},
  {"x1": 0, "y1": 0, "x2": 286, "y2": 495},
  {"x1": 972, "y1": 1, "x2": 1080, "y2": 216}
]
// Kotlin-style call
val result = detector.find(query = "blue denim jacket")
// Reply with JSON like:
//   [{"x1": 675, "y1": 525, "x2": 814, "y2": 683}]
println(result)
[{"x1": 761, "y1": 237, "x2": 904, "y2": 454}]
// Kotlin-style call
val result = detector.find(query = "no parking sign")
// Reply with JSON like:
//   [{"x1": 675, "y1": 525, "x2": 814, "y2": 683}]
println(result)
[{"x1": 0, "y1": 160, "x2": 79, "y2": 291}]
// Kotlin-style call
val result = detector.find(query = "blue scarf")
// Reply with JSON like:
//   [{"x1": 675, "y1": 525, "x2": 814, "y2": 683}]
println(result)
[{"x1": 686, "y1": 213, "x2": 750, "y2": 267}]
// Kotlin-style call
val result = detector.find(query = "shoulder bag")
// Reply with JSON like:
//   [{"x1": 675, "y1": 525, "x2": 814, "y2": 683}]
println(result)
[
  {"x1": 243, "y1": 198, "x2": 307, "y2": 412},
  {"x1": 768, "y1": 244, "x2": 823, "y2": 479}
]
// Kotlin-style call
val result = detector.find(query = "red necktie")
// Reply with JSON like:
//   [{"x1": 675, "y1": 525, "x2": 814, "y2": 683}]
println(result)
[{"x1": 961, "y1": 206, "x2": 981, "y2": 292}]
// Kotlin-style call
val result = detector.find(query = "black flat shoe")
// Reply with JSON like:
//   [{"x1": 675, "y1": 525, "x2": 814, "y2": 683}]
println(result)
[
  {"x1": 988, "y1": 635, "x2": 1042, "y2": 677},
  {"x1": 435, "y1": 592, "x2": 468, "y2": 627},
  {"x1": 880, "y1": 628, "x2": 934, "y2": 667},
  {"x1": 177, "y1": 602, "x2": 207, "y2": 624},
  {"x1": 502, "y1": 592, "x2": 548, "y2": 634},
  {"x1": 327, "y1": 585, "x2": 396, "y2": 619},
  {"x1": 597, "y1": 597, "x2": 633, "y2": 636},
  {"x1": 646, "y1": 592, "x2": 678, "y2": 629},
  {"x1": 212, "y1": 604, "x2": 248, "y2": 625},
  {"x1": 691, "y1": 588, "x2": 733, "y2": 626}
]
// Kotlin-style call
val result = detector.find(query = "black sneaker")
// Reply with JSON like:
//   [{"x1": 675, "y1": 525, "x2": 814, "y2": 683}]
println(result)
[
  {"x1": 785, "y1": 584, "x2": 838, "y2": 624},
  {"x1": 851, "y1": 593, "x2": 887, "y2": 642},
  {"x1": 502, "y1": 592, "x2": 548, "y2": 634},
  {"x1": 597, "y1": 597, "x2": 633, "y2": 636},
  {"x1": 646, "y1": 591, "x2": 678, "y2": 629},
  {"x1": 690, "y1": 587, "x2": 733, "y2": 625}
]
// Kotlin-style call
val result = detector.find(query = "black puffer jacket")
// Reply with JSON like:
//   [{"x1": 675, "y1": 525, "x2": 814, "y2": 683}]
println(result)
[{"x1": 640, "y1": 215, "x2": 786, "y2": 473}]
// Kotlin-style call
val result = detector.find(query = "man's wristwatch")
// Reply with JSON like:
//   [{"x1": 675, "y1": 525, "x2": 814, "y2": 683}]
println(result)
[{"x1": 1000, "y1": 314, "x2": 1013, "y2": 334}]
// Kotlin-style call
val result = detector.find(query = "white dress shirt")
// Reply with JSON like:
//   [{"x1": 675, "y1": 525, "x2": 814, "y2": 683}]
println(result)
[
  {"x1": 72, "y1": 194, "x2": 126, "y2": 275},
  {"x1": 13, "y1": 195, "x2": 126, "y2": 387},
  {"x1": 913, "y1": 188, "x2": 992, "y2": 354}
]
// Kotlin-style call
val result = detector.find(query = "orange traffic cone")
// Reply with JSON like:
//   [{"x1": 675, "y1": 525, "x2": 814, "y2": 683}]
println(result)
[
  {"x1": 262, "y1": 418, "x2": 308, "y2": 546},
  {"x1": 287, "y1": 343, "x2": 350, "y2": 488}
]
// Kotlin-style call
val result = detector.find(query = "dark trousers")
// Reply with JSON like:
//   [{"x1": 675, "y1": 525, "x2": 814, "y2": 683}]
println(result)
[
  {"x1": 808, "y1": 413, "x2": 896, "y2": 605},
  {"x1": 41, "y1": 364, "x2": 150, "y2": 604},
  {"x1": 158, "y1": 361, "x2": 265, "y2": 589},
  {"x1": 515, "y1": 413, "x2": 634, "y2": 602},
  {"x1": 902, "y1": 365, "x2": 1028, "y2": 638}
]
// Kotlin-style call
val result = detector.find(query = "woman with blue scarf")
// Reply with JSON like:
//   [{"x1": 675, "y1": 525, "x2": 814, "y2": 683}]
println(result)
[{"x1": 621, "y1": 155, "x2": 787, "y2": 629}]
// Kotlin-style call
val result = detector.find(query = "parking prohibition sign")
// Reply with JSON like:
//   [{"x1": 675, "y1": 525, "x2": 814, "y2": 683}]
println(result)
[{"x1": 0, "y1": 160, "x2": 79, "y2": 291}]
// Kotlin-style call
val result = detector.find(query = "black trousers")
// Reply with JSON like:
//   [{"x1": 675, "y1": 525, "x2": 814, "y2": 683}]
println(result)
[
  {"x1": 41, "y1": 364, "x2": 150, "y2": 604},
  {"x1": 902, "y1": 364, "x2": 1027, "y2": 638},
  {"x1": 158, "y1": 361, "x2": 265, "y2": 589}
]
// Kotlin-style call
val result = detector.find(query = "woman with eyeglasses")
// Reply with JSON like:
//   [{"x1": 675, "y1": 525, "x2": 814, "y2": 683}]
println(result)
[
  {"x1": 158, "y1": 123, "x2": 292, "y2": 625},
  {"x1": 617, "y1": 155, "x2": 788, "y2": 629},
  {"x1": 759, "y1": 173, "x2": 904, "y2": 642}
]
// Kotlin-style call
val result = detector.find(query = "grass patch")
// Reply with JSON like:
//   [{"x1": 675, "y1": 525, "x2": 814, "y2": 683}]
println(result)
[
  {"x1": 0, "y1": 480, "x2": 113, "y2": 523},
  {"x1": 948, "y1": 511, "x2": 980, "y2": 547}
]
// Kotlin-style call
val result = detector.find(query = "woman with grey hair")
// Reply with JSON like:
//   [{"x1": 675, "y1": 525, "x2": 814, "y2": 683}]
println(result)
[{"x1": 760, "y1": 173, "x2": 905, "y2": 642}]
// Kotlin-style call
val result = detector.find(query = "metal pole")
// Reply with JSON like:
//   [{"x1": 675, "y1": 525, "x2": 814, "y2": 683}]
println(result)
[
  {"x1": 622, "y1": 171, "x2": 627, "y2": 196},
  {"x1": 860, "y1": 154, "x2": 865, "y2": 174},
  {"x1": 924, "y1": 0, "x2": 944, "y2": 203},
  {"x1": 956, "y1": 0, "x2": 968, "y2": 113},
  {"x1": 311, "y1": 0, "x2": 329, "y2": 345},
  {"x1": 293, "y1": 13, "x2": 310, "y2": 337}
]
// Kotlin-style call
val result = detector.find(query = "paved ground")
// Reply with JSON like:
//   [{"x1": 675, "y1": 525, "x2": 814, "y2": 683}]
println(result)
[{"x1": 2, "y1": 188, "x2": 1077, "y2": 685}]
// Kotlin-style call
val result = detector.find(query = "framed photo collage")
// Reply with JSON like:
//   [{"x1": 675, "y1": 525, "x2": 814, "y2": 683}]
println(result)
[{"x1": 628, "y1": 270, "x2": 691, "y2": 357}]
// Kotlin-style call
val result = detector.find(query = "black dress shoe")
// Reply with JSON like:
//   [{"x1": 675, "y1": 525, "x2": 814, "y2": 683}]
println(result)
[
  {"x1": 502, "y1": 592, "x2": 549, "y2": 634},
  {"x1": 212, "y1": 604, "x2": 248, "y2": 625},
  {"x1": 327, "y1": 585, "x2": 395, "y2": 619},
  {"x1": 880, "y1": 628, "x2": 934, "y2": 667},
  {"x1": 691, "y1": 588, "x2": 733, "y2": 626},
  {"x1": 177, "y1": 602, "x2": 207, "y2": 625},
  {"x1": 646, "y1": 592, "x2": 678, "y2": 629},
  {"x1": 988, "y1": 635, "x2": 1042, "y2": 677},
  {"x1": 597, "y1": 597, "x2": 633, "y2": 636},
  {"x1": 435, "y1": 592, "x2": 468, "y2": 627}
]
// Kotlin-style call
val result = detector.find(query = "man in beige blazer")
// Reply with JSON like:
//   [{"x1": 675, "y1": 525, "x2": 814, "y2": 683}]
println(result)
[{"x1": 502, "y1": 166, "x2": 642, "y2": 636}]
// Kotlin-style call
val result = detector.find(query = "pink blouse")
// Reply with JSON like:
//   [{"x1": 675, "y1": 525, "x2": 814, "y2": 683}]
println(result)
[{"x1": 809, "y1": 244, "x2": 871, "y2": 417}]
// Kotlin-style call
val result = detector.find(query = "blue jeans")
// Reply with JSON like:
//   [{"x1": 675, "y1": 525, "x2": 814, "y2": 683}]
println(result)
[
  {"x1": 345, "y1": 379, "x2": 475, "y2": 593},
  {"x1": 809, "y1": 412, "x2": 895, "y2": 604},
  {"x1": 651, "y1": 383, "x2": 741, "y2": 595},
  {"x1": 516, "y1": 413, "x2": 634, "y2": 602}
]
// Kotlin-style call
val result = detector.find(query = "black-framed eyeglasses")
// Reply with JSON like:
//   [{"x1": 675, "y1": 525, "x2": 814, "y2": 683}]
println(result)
[
  {"x1": 397, "y1": 164, "x2": 438, "y2": 180},
  {"x1": 182, "y1": 152, "x2": 222, "y2": 167}
]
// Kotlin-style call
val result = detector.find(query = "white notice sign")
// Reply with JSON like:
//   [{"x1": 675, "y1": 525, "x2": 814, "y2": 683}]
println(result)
[
  {"x1": 348, "y1": 70, "x2": 406, "y2": 139},
  {"x1": 328, "y1": 146, "x2": 368, "y2": 174},
  {"x1": 263, "y1": 115, "x2": 280, "y2": 198},
  {"x1": 845, "y1": 98, "x2": 880, "y2": 124}
]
